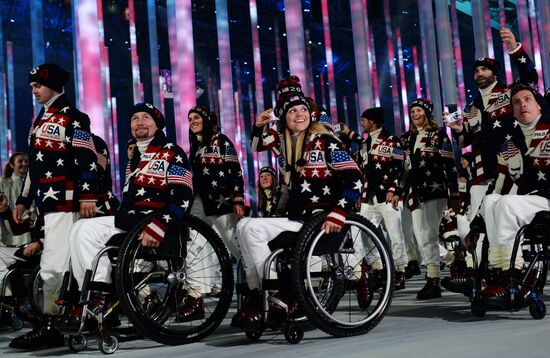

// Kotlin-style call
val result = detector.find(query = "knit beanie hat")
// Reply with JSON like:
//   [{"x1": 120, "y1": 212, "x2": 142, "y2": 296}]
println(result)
[
  {"x1": 312, "y1": 107, "x2": 334, "y2": 128},
  {"x1": 274, "y1": 75, "x2": 310, "y2": 130},
  {"x1": 410, "y1": 98, "x2": 434, "y2": 118},
  {"x1": 28, "y1": 63, "x2": 69, "y2": 93},
  {"x1": 259, "y1": 166, "x2": 276, "y2": 179},
  {"x1": 473, "y1": 57, "x2": 501, "y2": 76},
  {"x1": 130, "y1": 103, "x2": 165, "y2": 130},
  {"x1": 361, "y1": 107, "x2": 385, "y2": 125}
]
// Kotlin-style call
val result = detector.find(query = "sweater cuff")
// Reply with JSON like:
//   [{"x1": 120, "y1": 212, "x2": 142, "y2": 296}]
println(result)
[
  {"x1": 325, "y1": 208, "x2": 348, "y2": 227},
  {"x1": 143, "y1": 217, "x2": 167, "y2": 243},
  {"x1": 508, "y1": 42, "x2": 523, "y2": 55}
]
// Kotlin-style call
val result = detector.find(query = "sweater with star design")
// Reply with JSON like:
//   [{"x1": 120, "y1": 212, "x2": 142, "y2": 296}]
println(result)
[
  {"x1": 114, "y1": 130, "x2": 193, "y2": 243},
  {"x1": 92, "y1": 134, "x2": 120, "y2": 215},
  {"x1": 251, "y1": 124, "x2": 363, "y2": 226},
  {"x1": 17, "y1": 94, "x2": 99, "y2": 213},
  {"x1": 190, "y1": 132, "x2": 245, "y2": 216},
  {"x1": 400, "y1": 128, "x2": 458, "y2": 210},
  {"x1": 454, "y1": 43, "x2": 538, "y2": 185},
  {"x1": 347, "y1": 127, "x2": 405, "y2": 203}
]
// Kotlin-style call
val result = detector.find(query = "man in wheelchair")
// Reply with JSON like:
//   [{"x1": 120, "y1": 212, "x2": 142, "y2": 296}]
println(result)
[
  {"x1": 235, "y1": 75, "x2": 363, "y2": 329},
  {"x1": 55, "y1": 103, "x2": 194, "y2": 331},
  {"x1": 466, "y1": 84, "x2": 550, "y2": 308}
]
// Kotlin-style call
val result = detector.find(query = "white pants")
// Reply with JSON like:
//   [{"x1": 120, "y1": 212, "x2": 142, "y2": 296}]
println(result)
[
  {"x1": 402, "y1": 206, "x2": 423, "y2": 264},
  {"x1": 42, "y1": 212, "x2": 79, "y2": 315},
  {"x1": 237, "y1": 217, "x2": 303, "y2": 290},
  {"x1": 411, "y1": 199, "x2": 447, "y2": 278},
  {"x1": 479, "y1": 193, "x2": 550, "y2": 269},
  {"x1": 69, "y1": 216, "x2": 124, "y2": 290},
  {"x1": 360, "y1": 200, "x2": 408, "y2": 271},
  {"x1": 0, "y1": 247, "x2": 18, "y2": 296}
]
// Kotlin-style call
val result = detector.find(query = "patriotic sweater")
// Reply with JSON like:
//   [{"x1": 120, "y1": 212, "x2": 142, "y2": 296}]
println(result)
[
  {"x1": 400, "y1": 128, "x2": 458, "y2": 210},
  {"x1": 492, "y1": 113, "x2": 550, "y2": 198},
  {"x1": 114, "y1": 130, "x2": 193, "y2": 244},
  {"x1": 347, "y1": 127, "x2": 405, "y2": 203},
  {"x1": 454, "y1": 44, "x2": 538, "y2": 185},
  {"x1": 190, "y1": 132, "x2": 245, "y2": 216},
  {"x1": 251, "y1": 124, "x2": 363, "y2": 226},
  {"x1": 92, "y1": 134, "x2": 120, "y2": 216},
  {"x1": 17, "y1": 94, "x2": 99, "y2": 213}
]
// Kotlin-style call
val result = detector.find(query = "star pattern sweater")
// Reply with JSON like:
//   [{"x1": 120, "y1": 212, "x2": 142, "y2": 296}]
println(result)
[
  {"x1": 347, "y1": 127, "x2": 405, "y2": 203},
  {"x1": 115, "y1": 130, "x2": 193, "y2": 244},
  {"x1": 190, "y1": 132, "x2": 245, "y2": 216},
  {"x1": 92, "y1": 134, "x2": 120, "y2": 216},
  {"x1": 454, "y1": 43, "x2": 539, "y2": 185},
  {"x1": 493, "y1": 112, "x2": 550, "y2": 198},
  {"x1": 17, "y1": 94, "x2": 99, "y2": 213},
  {"x1": 251, "y1": 124, "x2": 363, "y2": 226},
  {"x1": 400, "y1": 128, "x2": 458, "y2": 210}
]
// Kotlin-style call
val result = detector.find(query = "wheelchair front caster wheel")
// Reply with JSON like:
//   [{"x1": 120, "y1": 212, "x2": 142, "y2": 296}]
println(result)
[
  {"x1": 68, "y1": 335, "x2": 88, "y2": 353},
  {"x1": 529, "y1": 299, "x2": 546, "y2": 320},
  {"x1": 284, "y1": 324, "x2": 303, "y2": 344},
  {"x1": 471, "y1": 304, "x2": 486, "y2": 318},
  {"x1": 245, "y1": 330, "x2": 263, "y2": 341},
  {"x1": 98, "y1": 336, "x2": 119, "y2": 354}
]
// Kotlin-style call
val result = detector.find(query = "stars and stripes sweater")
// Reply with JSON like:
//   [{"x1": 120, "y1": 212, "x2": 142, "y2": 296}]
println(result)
[
  {"x1": 347, "y1": 127, "x2": 405, "y2": 203},
  {"x1": 454, "y1": 43, "x2": 538, "y2": 185},
  {"x1": 190, "y1": 132, "x2": 245, "y2": 216},
  {"x1": 92, "y1": 134, "x2": 120, "y2": 216},
  {"x1": 493, "y1": 113, "x2": 550, "y2": 198},
  {"x1": 114, "y1": 130, "x2": 193, "y2": 244},
  {"x1": 251, "y1": 124, "x2": 363, "y2": 226},
  {"x1": 17, "y1": 94, "x2": 99, "y2": 213},
  {"x1": 400, "y1": 128, "x2": 458, "y2": 210}
]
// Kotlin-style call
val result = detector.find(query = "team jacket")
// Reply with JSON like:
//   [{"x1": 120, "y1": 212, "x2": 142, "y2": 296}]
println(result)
[
  {"x1": 190, "y1": 132, "x2": 245, "y2": 216},
  {"x1": 400, "y1": 128, "x2": 458, "y2": 210},
  {"x1": 492, "y1": 113, "x2": 550, "y2": 198},
  {"x1": 454, "y1": 44, "x2": 538, "y2": 185},
  {"x1": 17, "y1": 94, "x2": 99, "y2": 213},
  {"x1": 114, "y1": 130, "x2": 194, "y2": 245},
  {"x1": 347, "y1": 128, "x2": 405, "y2": 203},
  {"x1": 92, "y1": 134, "x2": 120, "y2": 216},
  {"x1": 251, "y1": 124, "x2": 363, "y2": 226}
]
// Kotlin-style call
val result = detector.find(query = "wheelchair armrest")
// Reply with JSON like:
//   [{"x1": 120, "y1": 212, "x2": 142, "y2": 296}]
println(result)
[
  {"x1": 267, "y1": 231, "x2": 298, "y2": 251},
  {"x1": 106, "y1": 233, "x2": 126, "y2": 247}
]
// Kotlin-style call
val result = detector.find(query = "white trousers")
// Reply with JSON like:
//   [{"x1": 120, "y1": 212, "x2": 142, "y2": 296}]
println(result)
[
  {"x1": 411, "y1": 199, "x2": 447, "y2": 278},
  {"x1": 0, "y1": 247, "x2": 18, "y2": 295},
  {"x1": 401, "y1": 206, "x2": 423, "y2": 264},
  {"x1": 236, "y1": 217, "x2": 303, "y2": 290},
  {"x1": 479, "y1": 193, "x2": 550, "y2": 269},
  {"x1": 42, "y1": 212, "x2": 79, "y2": 315},
  {"x1": 360, "y1": 200, "x2": 408, "y2": 271},
  {"x1": 69, "y1": 216, "x2": 124, "y2": 290}
]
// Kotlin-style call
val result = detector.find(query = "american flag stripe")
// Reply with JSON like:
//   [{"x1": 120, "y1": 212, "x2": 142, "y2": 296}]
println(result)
[
  {"x1": 501, "y1": 141, "x2": 520, "y2": 161},
  {"x1": 97, "y1": 153, "x2": 108, "y2": 170},
  {"x1": 167, "y1": 165, "x2": 193, "y2": 188},
  {"x1": 73, "y1": 130, "x2": 95, "y2": 151}
]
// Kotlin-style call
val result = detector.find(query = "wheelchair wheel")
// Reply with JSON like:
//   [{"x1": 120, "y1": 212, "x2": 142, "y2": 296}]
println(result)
[
  {"x1": 529, "y1": 299, "x2": 546, "y2": 320},
  {"x1": 291, "y1": 213, "x2": 394, "y2": 337},
  {"x1": 68, "y1": 335, "x2": 88, "y2": 352},
  {"x1": 28, "y1": 266, "x2": 43, "y2": 318},
  {"x1": 115, "y1": 215, "x2": 233, "y2": 345}
]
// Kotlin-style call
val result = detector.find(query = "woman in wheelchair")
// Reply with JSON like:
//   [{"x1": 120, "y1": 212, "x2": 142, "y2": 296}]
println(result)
[
  {"x1": 466, "y1": 84, "x2": 550, "y2": 310},
  {"x1": 234, "y1": 75, "x2": 363, "y2": 328}
]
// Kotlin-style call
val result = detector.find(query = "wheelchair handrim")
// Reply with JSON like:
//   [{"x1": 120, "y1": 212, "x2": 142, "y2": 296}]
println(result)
[{"x1": 305, "y1": 219, "x2": 392, "y2": 327}]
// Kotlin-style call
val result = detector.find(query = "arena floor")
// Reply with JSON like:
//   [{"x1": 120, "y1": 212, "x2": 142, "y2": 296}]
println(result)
[{"x1": 1, "y1": 272, "x2": 549, "y2": 358}]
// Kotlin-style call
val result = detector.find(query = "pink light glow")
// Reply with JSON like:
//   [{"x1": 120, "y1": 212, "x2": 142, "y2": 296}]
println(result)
[
  {"x1": 412, "y1": 46, "x2": 421, "y2": 98},
  {"x1": 167, "y1": 0, "x2": 194, "y2": 149},
  {"x1": 396, "y1": 28, "x2": 409, "y2": 133},
  {"x1": 321, "y1": 0, "x2": 337, "y2": 121},
  {"x1": 369, "y1": 28, "x2": 380, "y2": 107},
  {"x1": 128, "y1": 0, "x2": 142, "y2": 103},
  {"x1": 249, "y1": 0, "x2": 264, "y2": 112},
  {"x1": 383, "y1": 0, "x2": 401, "y2": 135},
  {"x1": 527, "y1": 0, "x2": 544, "y2": 91},
  {"x1": 110, "y1": 97, "x2": 121, "y2": 195},
  {"x1": 284, "y1": 0, "x2": 309, "y2": 95},
  {"x1": 450, "y1": 0, "x2": 465, "y2": 108},
  {"x1": 498, "y1": 0, "x2": 513, "y2": 85},
  {"x1": 484, "y1": 3, "x2": 494, "y2": 59},
  {"x1": 73, "y1": 0, "x2": 105, "y2": 138}
]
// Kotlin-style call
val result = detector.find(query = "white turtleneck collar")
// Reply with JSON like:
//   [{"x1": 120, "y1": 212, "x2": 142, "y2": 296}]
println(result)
[
  {"x1": 44, "y1": 92, "x2": 64, "y2": 110},
  {"x1": 519, "y1": 114, "x2": 541, "y2": 148},
  {"x1": 136, "y1": 137, "x2": 154, "y2": 154},
  {"x1": 369, "y1": 127, "x2": 383, "y2": 142},
  {"x1": 478, "y1": 81, "x2": 498, "y2": 108}
]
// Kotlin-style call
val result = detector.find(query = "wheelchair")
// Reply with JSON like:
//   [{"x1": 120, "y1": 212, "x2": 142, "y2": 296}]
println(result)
[
  {"x1": 469, "y1": 211, "x2": 550, "y2": 319},
  {"x1": 235, "y1": 212, "x2": 394, "y2": 343},
  {"x1": 57, "y1": 214, "x2": 234, "y2": 354},
  {"x1": 0, "y1": 251, "x2": 42, "y2": 330}
]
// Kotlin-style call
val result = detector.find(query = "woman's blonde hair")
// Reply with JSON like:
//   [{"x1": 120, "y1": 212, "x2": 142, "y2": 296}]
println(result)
[{"x1": 410, "y1": 114, "x2": 439, "y2": 134}]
